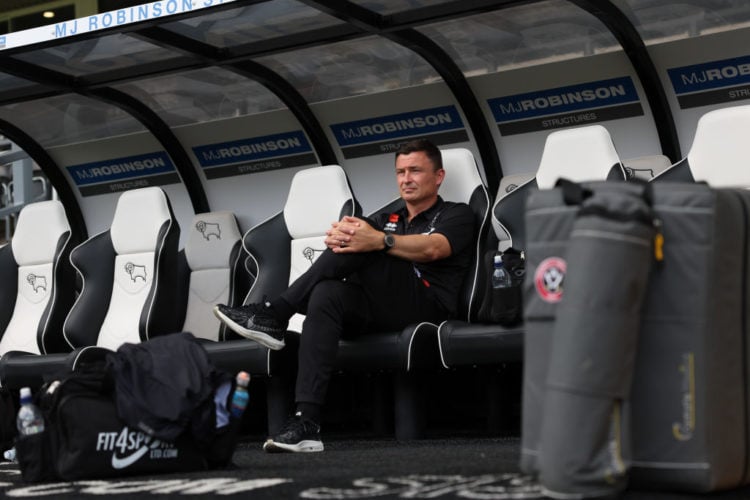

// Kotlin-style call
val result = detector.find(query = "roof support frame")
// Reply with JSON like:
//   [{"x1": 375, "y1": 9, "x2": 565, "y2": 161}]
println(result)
[
  {"x1": 296, "y1": 0, "x2": 383, "y2": 32},
  {"x1": 225, "y1": 60, "x2": 339, "y2": 166},
  {"x1": 0, "y1": 55, "x2": 79, "y2": 92},
  {"x1": 386, "y1": 29, "x2": 502, "y2": 192},
  {"x1": 81, "y1": 87, "x2": 210, "y2": 213},
  {"x1": 0, "y1": 58, "x2": 211, "y2": 214},
  {"x1": 133, "y1": 26, "x2": 339, "y2": 166},
  {"x1": 299, "y1": 0, "x2": 503, "y2": 192},
  {"x1": 568, "y1": 0, "x2": 682, "y2": 161},
  {"x1": 305, "y1": 0, "x2": 528, "y2": 32},
  {"x1": 385, "y1": 0, "x2": 535, "y2": 28},
  {"x1": 0, "y1": 118, "x2": 87, "y2": 242}
]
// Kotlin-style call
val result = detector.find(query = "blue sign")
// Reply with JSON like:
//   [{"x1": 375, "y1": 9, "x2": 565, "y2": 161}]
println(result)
[
  {"x1": 193, "y1": 131, "x2": 311, "y2": 168},
  {"x1": 67, "y1": 152, "x2": 175, "y2": 186},
  {"x1": 667, "y1": 55, "x2": 750, "y2": 108},
  {"x1": 668, "y1": 55, "x2": 750, "y2": 95},
  {"x1": 488, "y1": 77, "x2": 640, "y2": 123},
  {"x1": 330, "y1": 106, "x2": 464, "y2": 147}
]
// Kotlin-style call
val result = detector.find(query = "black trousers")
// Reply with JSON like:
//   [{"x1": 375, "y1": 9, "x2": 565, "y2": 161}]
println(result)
[{"x1": 279, "y1": 249, "x2": 448, "y2": 406}]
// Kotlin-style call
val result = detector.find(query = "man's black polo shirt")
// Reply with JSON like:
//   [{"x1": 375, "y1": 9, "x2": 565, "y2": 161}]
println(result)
[{"x1": 371, "y1": 196, "x2": 475, "y2": 316}]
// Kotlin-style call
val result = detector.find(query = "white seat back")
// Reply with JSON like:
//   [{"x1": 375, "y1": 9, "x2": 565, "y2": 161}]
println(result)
[
  {"x1": 437, "y1": 148, "x2": 490, "y2": 322},
  {"x1": 493, "y1": 125, "x2": 625, "y2": 250},
  {"x1": 282, "y1": 165, "x2": 356, "y2": 332},
  {"x1": 0, "y1": 201, "x2": 71, "y2": 355},
  {"x1": 439, "y1": 149, "x2": 486, "y2": 205},
  {"x1": 96, "y1": 187, "x2": 175, "y2": 350},
  {"x1": 182, "y1": 211, "x2": 243, "y2": 341},
  {"x1": 535, "y1": 124, "x2": 624, "y2": 189},
  {"x1": 687, "y1": 104, "x2": 750, "y2": 187}
]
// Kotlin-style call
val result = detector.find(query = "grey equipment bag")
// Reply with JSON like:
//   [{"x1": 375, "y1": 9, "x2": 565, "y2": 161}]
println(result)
[
  {"x1": 629, "y1": 183, "x2": 750, "y2": 492},
  {"x1": 523, "y1": 180, "x2": 750, "y2": 494},
  {"x1": 537, "y1": 181, "x2": 658, "y2": 499},
  {"x1": 520, "y1": 180, "x2": 584, "y2": 475}
]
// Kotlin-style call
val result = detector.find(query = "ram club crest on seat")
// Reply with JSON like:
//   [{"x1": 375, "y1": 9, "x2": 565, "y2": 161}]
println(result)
[
  {"x1": 195, "y1": 220, "x2": 221, "y2": 240},
  {"x1": 303, "y1": 247, "x2": 324, "y2": 263},
  {"x1": 124, "y1": 262, "x2": 147, "y2": 282},
  {"x1": 26, "y1": 273, "x2": 47, "y2": 293},
  {"x1": 625, "y1": 166, "x2": 655, "y2": 179}
]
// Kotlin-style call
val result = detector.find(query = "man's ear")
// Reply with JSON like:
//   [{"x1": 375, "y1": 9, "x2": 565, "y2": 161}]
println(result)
[{"x1": 436, "y1": 168, "x2": 446, "y2": 186}]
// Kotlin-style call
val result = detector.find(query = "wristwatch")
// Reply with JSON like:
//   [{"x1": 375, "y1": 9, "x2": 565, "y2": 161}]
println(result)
[{"x1": 383, "y1": 233, "x2": 395, "y2": 252}]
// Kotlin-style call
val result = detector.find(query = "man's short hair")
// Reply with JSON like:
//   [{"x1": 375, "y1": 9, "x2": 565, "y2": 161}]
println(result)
[{"x1": 395, "y1": 138, "x2": 443, "y2": 171}]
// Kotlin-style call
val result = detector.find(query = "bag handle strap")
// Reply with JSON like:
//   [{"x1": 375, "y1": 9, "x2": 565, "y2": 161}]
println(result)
[{"x1": 555, "y1": 178, "x2": 592, "y2": 206}]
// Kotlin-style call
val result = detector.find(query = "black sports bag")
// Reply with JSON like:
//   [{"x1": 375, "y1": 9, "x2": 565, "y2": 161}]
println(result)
[{"x1": 16, "y1": 359, "x2": 239, "y2": 482}]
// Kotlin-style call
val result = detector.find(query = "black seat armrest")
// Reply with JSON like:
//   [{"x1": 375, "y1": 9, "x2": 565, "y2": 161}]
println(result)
[
  {"x1": 336, "y1": 322, "x2": 440, "y2": 372},
  {"x1": 201, "y1": 333, "x2": 300, "y2": 377},
  {"x1": 0, "y1": 350, "x2": 71, "y2": 390},
  {"x1": 437, "y1": 320, "x2": 523, "y2": 368}
]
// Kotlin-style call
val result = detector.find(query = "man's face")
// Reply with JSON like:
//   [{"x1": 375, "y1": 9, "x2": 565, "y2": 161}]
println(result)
[{"x1": 395, "y1": 151, "x2": 445, "y2": 205}]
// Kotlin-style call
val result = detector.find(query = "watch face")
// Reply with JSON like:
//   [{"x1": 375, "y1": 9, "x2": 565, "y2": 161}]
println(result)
[{"x1": 384, "y1": 234, "x2": 395, "y2": 248}]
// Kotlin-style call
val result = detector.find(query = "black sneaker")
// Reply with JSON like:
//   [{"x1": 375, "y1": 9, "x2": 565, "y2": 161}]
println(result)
[
  {"x1": 213, "y1": 302, "x2": 287, "y2": 350},
  {"x1": 214, "y1": 303, "x2": 256, "y2": 323},
  {"x1": 263, "y1": 412, "x2": 324, "y2": 453}
]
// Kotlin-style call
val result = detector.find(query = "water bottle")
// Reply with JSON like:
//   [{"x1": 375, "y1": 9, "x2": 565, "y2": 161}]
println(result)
[
  {"x1": 229, "y1": 372, "x2": 250, "y2": 419},
  {"x1": 16, "y1": 387, "x2": 44, "y2": 436},
  {"x1": 491, "y1": 255, "x2": 512, "y2": 289}
]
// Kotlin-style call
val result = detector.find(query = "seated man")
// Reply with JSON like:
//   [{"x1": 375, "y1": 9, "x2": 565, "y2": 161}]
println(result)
[{"x1": 214, "y1": 138, "x2": 475, "y2": 453}]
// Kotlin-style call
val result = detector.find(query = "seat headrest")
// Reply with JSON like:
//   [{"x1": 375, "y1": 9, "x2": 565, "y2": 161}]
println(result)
[
  {"x1": 688, "y1": 104, "x2": 750, "y2": 187},
  {"x1": 284, "y1": 165, "x2": 354, "y2": 239},
  {"x1": 535, "y1": 125, "x2": 622, "y2": 189},
  {"x1": 110, "y1": 187, "x2": 173, "y2": 255},
  {"x1": 12, "y1": 200, "x2": 70, "y2": 266},
  {"x1": 439, "y1": 148, "x2": 484, "y2": 204},
  {"x1": 185, "y1": 211, "x2": 242, "y2": 271}
]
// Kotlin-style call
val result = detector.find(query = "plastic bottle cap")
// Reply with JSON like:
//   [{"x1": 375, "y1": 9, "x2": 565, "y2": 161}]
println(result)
[
  {"x1": 236, "y1": 371, "x2": 251, "y2": 387},
  {"x1": 19, "y1": 387, "x2": 31, "y2": 400},
  {"x1": 494, "y1": 255, "x2": 503, "y2": 264}
]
